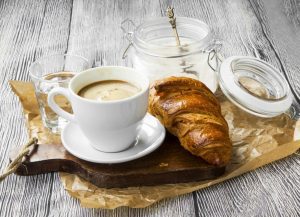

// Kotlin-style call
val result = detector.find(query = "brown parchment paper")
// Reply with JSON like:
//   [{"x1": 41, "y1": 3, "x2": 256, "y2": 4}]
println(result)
[{"x1": 9, "y1": 80, "x2": 300, "y2": 209}]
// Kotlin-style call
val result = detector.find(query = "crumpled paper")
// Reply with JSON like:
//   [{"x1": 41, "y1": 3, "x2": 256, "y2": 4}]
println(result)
[{"x1": 9, "y1": 80, "x2": 300, "y2": 209}]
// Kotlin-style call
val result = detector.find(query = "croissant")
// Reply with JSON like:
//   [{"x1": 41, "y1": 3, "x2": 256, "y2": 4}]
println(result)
[{"x1": 149, "y1": 77, "x2": 232, "y2": 166}]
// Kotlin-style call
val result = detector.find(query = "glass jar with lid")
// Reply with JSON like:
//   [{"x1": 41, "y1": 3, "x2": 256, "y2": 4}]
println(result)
[
  {"x1": 121, "y1": 18, "x2": 298, "y2": 119},
  {"x1": 121, "y1": 17, "x2": 221, "y2": 93}
]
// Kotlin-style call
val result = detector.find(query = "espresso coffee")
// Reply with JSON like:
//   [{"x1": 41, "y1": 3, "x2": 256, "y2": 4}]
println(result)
[{"x1": 78, "y1": 80, "x2": 140, "y2": 101}]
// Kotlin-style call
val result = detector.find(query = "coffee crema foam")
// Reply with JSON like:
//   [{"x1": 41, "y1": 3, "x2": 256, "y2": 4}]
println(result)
[{"x1": 78, "y1": 80, "x2": 140, "y2": 101}]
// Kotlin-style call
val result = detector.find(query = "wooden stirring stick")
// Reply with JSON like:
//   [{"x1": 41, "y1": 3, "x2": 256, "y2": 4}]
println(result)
[
  {"x1": 166, "y1": 6, "x2": 181, "y2": 46},
  {"x1": 166, "y1": 6, "x2": 198, "y2": 76}
]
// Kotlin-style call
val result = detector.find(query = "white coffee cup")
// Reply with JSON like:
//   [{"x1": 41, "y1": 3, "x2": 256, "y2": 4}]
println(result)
[{"x1": 48, "y1": 66, "x2": 149, "y2": 152}]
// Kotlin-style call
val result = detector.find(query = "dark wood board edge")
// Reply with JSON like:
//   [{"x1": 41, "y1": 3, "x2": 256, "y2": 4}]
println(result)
[{"x1": 13, "y1": 158, "x2": 225, "y2": 188}]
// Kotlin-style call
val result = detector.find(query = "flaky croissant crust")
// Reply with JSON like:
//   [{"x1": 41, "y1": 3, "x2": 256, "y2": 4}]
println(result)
[{"x1": 149, "y1": 77, "x2": 232, "y2": 166}]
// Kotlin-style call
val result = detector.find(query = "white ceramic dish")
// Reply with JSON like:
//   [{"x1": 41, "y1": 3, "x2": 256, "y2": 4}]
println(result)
[{"x1": 61, "y1": 113, "x2": 166, "y2": 164}]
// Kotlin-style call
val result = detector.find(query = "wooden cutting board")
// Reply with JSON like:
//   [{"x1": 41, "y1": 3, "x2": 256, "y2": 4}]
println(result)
[{"x1": 10, "y1": 133, "x2": 226, "y2": 188}]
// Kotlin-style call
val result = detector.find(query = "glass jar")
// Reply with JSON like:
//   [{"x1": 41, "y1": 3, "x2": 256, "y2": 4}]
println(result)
[
  {"x1": 121, "y1": 18, "x2": 298, "y2": 119},
  {"x1": 121, "y1": 17, "x2": 221, "y2": 93}
]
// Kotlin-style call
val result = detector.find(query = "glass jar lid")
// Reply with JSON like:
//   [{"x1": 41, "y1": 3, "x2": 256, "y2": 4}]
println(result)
[
  {"x1": 219, "y1": 56, "x2": 293, "y2": 117},
  {"x1": 131, "y1": 17, "x2": 216, "y2": 57}
]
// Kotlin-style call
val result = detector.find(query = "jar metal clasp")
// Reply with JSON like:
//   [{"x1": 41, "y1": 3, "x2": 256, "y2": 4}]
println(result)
[
  {"x1": 121, "y1": 19, "x2": 136, "y2": 59},
  {"x1": 206, "y1": 40, "x2": 223, "y2": 72}
]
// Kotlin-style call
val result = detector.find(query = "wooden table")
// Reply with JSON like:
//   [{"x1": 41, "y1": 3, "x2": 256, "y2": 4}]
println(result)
[{"x1": 0, "y1": 0, "x2": 299, "y2": 216}]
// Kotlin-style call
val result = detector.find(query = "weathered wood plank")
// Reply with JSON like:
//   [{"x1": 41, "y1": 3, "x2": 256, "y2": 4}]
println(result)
[
  {"x1": 193, "y1": 156, "x2": 300, "y2": 217},
  {"x1": 162, "y1": 0, "x2": 300, "y2": 216},
  {"x1": 0, "y1": 0, "x2": 300, "y2": 216},
  {"x1": 253, "y1": 0, "x2": 300, "y2": 102},
  {"x1": 0, "y1": 0, "x2": 72, "y2": 216}
]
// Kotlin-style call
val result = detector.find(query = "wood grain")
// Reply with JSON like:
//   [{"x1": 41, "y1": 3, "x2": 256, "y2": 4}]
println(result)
[
  {"x1": 10, "y1": 135, "x2": 225, "y2": 188},
  {"x1": 0, "y1": 0, "x2": 72, "y2": 217},
  {"x1": 165, "y1": 0, "x2": 300, "y2": 216},
  {"x1": 0, "y1": 0, "x2": 299, "y2": 216}
]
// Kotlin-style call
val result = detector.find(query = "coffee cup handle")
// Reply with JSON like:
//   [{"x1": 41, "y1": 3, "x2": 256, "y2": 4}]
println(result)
[{"x1": 48, "y1": 87, "x2": 76, "y2": 123}]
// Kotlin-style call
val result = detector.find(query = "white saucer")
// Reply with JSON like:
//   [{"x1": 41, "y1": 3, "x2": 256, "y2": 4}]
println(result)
[{"x1": 61, "y1": 113, "x2": 166, "y2": 164}]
